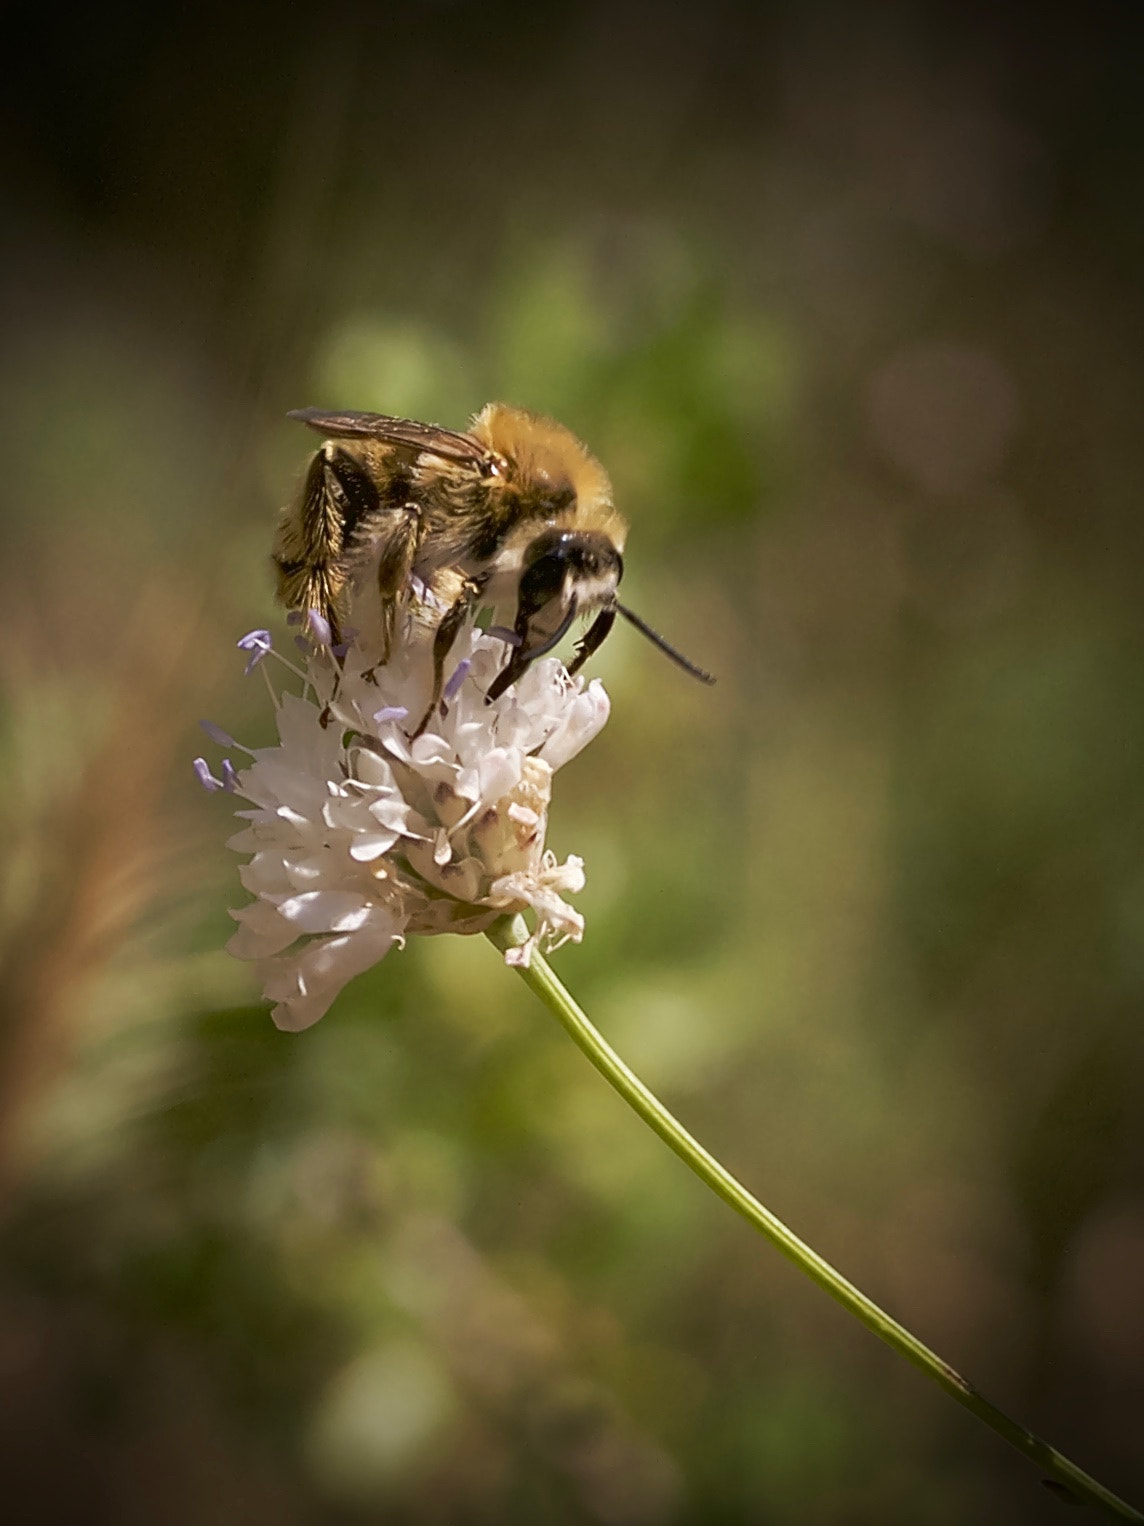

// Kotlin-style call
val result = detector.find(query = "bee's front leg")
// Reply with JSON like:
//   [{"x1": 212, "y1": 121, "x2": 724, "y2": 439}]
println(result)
[
  {"x1": 408, "y1": 580, "x2": 481, "y2": 740},
  {"x1": 486, "y1": 601, "x2": 581, "y2": 702},
  {"x1": 566, "y1": 607, "x2": 616, "y2": 676}
]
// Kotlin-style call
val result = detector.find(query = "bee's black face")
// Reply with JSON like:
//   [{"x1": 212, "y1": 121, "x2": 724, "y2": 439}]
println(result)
[
  {"x1": 484, "y1": 531, "x2": 624, "y2": 703},
  {"x1": 520, "y1": 530, "x2": 623, "y2": 614}
]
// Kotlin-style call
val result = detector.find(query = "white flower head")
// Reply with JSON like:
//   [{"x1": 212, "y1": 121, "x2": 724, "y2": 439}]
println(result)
[{"x1": 197, "y1": 617, "x2": 609, "y2": 1030}]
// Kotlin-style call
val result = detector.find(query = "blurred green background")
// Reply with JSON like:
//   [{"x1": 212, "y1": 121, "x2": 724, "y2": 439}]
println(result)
[{"x1": 1, "y1": 2, "x2": 1142, "y2": 1522}]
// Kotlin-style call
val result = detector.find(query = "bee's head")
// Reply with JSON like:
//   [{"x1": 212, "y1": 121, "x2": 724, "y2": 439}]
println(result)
[
  {"x1": 494, "y1": 529, "x2": 622, "y2": 668},
  {"x1": 521, "y1": 529, "x2": 623, "y2": 617},
  {"x1": 487, "y1": 525, "x2": 714, "y2": 703}
]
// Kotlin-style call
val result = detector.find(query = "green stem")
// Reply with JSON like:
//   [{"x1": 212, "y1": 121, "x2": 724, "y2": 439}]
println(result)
[{"x1": 487, "y1": 917, "x2": 1142, "y2": 1523}]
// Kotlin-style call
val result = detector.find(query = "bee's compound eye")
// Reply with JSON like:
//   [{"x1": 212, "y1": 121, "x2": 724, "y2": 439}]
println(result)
[
  {"x1": 519, "y1": 548, "x2": 567, "y2": 606},
  {"x1": 523, "y1": 528, "x2": 573, "y2": 570}
]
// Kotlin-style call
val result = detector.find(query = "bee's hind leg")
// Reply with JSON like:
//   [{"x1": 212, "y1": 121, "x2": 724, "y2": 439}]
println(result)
[
  {"x1": 408, "y1": 581, "x2": 481, "y2": 740},
  {"x1": 272, "y1": 446, "x2": 354, "y2": 642}
]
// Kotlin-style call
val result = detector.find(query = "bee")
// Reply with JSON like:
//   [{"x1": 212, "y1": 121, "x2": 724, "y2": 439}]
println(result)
[{"x1": 273, "y1": 403, "x2": 714, "y2": 735}]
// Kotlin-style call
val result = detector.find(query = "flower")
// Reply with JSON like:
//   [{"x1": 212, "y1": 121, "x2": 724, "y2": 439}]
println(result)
[{"x1": 201, "y1": 620, "x2": 609, "y2": 1030}]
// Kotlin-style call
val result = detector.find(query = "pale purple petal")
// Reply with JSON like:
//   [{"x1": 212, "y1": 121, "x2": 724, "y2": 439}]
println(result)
[
  {"x1": 200, "y1": 719, "x2": 238, "y2": 748},
  {"x1": 443, "y1": 659, "x2": 471, "y2": 701},
  {"x1": 194, "y1": 757, "x2": 224, "y2": 792},
  {"x1": 305, "y1": 609, "x2": 333, "y2": 646},
  {"x1": 237, "y1": 628, "x2": 273, "y2": 674}
]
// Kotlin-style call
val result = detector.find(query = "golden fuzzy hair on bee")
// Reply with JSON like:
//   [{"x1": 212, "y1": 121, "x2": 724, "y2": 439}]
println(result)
[
  {"x1": 468, "y1": 403, "x2": 627, "y2": 546},
  {"x1": 277, "y1": 398, "x2": 712, "y2": 733}
]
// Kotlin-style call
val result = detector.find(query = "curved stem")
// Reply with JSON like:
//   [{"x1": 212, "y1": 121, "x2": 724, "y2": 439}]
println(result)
[{"x1": 486, "y1": 918, "x2": 1142, "y2": 1523}]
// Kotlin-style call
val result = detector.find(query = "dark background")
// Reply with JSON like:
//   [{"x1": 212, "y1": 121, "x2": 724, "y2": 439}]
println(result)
[{"x1": 1, "y1": 2, "x2": 1142, "y2": 1522}]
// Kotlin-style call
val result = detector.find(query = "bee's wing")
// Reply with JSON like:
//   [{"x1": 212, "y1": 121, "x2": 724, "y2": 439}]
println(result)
[{"x1": 287, "y1": 408, "x2": 486, "y2": 465}]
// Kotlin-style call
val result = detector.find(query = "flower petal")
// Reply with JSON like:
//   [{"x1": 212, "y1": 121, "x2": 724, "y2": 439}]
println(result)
[
  {"x1": 226, "y1": 899, "x2": 299, "y2": 959},
  {"x1": 538, "y1": 679, "x2": 611, "y2": 770},
  {"x1": 349, "y1": 831, "x2": 401, "y2": 862},
  {"x1": 276, "y1": 890, "x2": 376, "y2": 933},
  {"x1": 264, "y1": 911, "x2": 403, "y2": 1031},
  {"x1": 477, "y1": 746, "x2": 522, "y2": 804}
]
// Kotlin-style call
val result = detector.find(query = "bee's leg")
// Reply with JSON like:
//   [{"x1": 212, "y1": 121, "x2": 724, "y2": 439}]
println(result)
[
  {"x1": 486, "y1": 599, "x2": 582, "y2": 702},
  {"x1": 409, "y1": 582, "x2": 480, "y2": 740},
  {"x1": 373, "y1": 507, "x2": 421, "y2": 666},
  {"x1": 566, "y1": 608, "x2": 616, "y2": 677},
  {"x1": 322, "y1": 444, "x2": 381, "y2": 543},
  {"x1": 484, "y1": 589, "x2": 541, "y2": 703},
  {"x1": 274, "y1": 443, "x2": 379, "y2": 643},
  {"x1": 320, "y1": 446, "x2": 392, "y2": 667},
  {"x1": 273, "y1": 453, "x2": 339, "y2": 640}
]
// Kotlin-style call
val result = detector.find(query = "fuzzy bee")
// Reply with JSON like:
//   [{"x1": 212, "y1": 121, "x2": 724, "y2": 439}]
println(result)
[{"x1": 273, "y1": 403, "x2": 713, "y2": 735}]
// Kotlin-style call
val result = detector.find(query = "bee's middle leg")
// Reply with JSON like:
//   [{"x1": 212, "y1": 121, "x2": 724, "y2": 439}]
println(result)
[
  {"x1": 409, "y1": 581, "x2": 480, "y2": 739},
  {"x1": 374, "y1": 507, "x2": 421, "y2": 666}
]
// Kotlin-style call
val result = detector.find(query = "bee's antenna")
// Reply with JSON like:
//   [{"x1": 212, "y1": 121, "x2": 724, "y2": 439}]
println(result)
[{"x1": 613, "y1": 601, "x2": 716, "y2": 685}]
